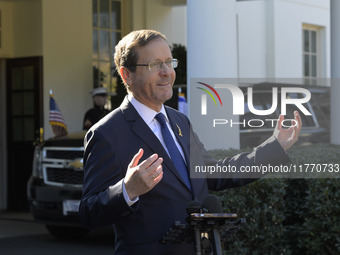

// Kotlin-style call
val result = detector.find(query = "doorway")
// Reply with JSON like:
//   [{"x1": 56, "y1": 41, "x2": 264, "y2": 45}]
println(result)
[{"x1": 6, "y1": 57, "x2": 43, "y2": 210}]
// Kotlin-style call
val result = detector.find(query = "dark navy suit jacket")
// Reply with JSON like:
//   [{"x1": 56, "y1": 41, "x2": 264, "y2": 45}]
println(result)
[{"x1": 79, "y1": 97, "x2": 289, "y2": 255}]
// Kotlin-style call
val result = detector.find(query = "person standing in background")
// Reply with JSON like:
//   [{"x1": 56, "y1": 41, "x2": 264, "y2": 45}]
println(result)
[{"x1": 83, "y1": 87, "x2": 110, "y2": 130}]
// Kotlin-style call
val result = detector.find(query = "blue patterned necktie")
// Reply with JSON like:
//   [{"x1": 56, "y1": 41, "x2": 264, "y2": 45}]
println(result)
[{"x1": 155, "y1": 113, "x2": 191, "y2": 190}]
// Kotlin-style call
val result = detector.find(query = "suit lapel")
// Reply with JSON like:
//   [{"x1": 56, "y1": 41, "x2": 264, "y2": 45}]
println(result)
[
  {"x1": 121, "y1": 97, "x2": 167, "y2": 158},
  {"x1": 120, "y1": 98, "x2": 190, "y2": 190}
]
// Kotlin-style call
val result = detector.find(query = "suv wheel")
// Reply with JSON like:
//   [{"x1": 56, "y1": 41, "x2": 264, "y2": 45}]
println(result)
[{"x1": 46, "y1": 225, "x2": 89, "y2": 239}]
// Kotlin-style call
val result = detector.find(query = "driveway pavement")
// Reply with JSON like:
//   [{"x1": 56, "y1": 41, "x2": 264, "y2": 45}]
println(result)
[{"x1": 0, "y1": 211, "x2": 115, "y2": 255}]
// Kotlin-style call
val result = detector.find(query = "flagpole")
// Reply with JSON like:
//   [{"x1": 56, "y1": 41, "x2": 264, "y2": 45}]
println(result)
[{"x1": 39, "y1": 127, "x2": 44, "y2": 143}]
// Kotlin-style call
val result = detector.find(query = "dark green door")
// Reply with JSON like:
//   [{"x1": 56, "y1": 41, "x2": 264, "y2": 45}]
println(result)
[{"x1": 6, "y1": 57, "x2": 43, "y2": 210}]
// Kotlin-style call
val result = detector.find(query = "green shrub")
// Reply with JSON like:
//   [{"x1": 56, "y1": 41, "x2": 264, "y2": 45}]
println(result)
[
  {"x1": 209, "y1": 143, "x2": 340, "y2": 255},
  {"x1": 216, "y1": 179, "x2": 290, "y2": 255},
  {"x1": 283, "y1": 179, "x2": 309, "y2": 254},
  {"x1": 287, "y1": 144, "x2": 340, "y2": 254},
  {"x1": 298, "y1": 179, "x2": 340, "y2": 255}
]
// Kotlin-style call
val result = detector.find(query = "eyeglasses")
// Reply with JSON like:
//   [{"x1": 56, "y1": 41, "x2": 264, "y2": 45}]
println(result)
[{"x1": 132, "y1": 59, "x2": 178, "y2": 72}]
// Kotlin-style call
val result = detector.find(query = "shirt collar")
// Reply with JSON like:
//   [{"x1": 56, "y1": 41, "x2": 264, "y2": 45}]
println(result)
[{"x1": 128, "y1": 94, "x2": 169, "y2": 125}]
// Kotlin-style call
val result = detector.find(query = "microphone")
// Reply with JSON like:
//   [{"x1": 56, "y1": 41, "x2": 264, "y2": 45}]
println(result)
[
  {"x1": 186, "y1": 200, "x2": 202, "y2": 215},
  {"x1": 162, "y1": 200, "x2": 202, "y2": 245},
  {"x1": 202, "y1": 194, "x2": 222, "y2": 213}
]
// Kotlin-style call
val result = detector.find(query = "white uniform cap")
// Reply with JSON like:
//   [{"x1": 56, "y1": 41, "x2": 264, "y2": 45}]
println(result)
[{"x1": 91, "y1": 87, "x2": 108, "y2": 96}]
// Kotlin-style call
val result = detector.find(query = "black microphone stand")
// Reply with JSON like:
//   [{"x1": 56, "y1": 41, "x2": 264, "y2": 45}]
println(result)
[
  {"x1": 194, "y1": 224, "x2": 203, "y2": 255},
  {"x1": 162, "y1": 196, "x2": 245, "y2": 255},
  {"x1": 161, "y1": 215, "x2": 245, "y2": 255},
  {"x1": 211, "y1": 227, "x2": 223, "y2": 255},
  {"x1": 188, "y1": 213, "x2": 245, "y2": 255}
]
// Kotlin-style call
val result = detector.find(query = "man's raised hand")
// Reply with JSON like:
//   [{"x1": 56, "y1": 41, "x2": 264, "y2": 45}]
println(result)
[
  {"x1": 273, "y1": 111, "x2": 302, "y2": 151},
  {"x1": 124, "y1": 149, "x2": 163, "y2": 200}
]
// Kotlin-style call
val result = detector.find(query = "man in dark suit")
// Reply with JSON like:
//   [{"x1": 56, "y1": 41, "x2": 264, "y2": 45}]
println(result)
[{"x1": 79, "y1": 29, "x2": 302, "y2": 255}]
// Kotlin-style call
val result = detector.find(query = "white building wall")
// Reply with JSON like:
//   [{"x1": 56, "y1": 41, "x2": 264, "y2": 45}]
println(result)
[
  {"x1": 131, "y1": 0, "x2": 186, "y2": 46},
  {"x1": 274, "y1": 0, "x2": 330, "y2": 78},
  {"x1": 0, "y1": 0, "x2": 43, "y2": 58},
  {"x1": 187, "y1": 0, "x2": 240, "y2": 150},
  {"x1": 11, "y1": 0, "x2": 43, "y2": 58},
  {"x1": 236, "y1": 1, "x2": 267, "y2": 78},
  {"x1": 237, "y1": 0, "x2": 330, "y2": 79},
  {"x1": 42, "y1": 0, "x2": 93, "y2": 139},
  {"x1": 0, "y1": 1, "x2": 13, "y2": 58},
  {"x1": 185, "y1": 0, "x2": 330, "y2": 149}
]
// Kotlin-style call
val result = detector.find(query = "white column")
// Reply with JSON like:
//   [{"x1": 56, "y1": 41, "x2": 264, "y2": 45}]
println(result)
[
  {"x1": 330, "y1": 0, "x2": 340, "y2": 145},
  {"x1": 265, "y1": 0, "x2": 275, "y2": 78},
  {"x1": 187, "y1": 0, "x2": 240, "y2": 150},
  {"x1": 187, "y1": 0, "x2": 238, "y2": 78}
]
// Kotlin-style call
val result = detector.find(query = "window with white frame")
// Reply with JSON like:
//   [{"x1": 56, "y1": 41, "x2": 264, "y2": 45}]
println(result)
[
  {"x1": 92, "y1": 0, "x2": 122, "y2": 95},
  {"x1": 303, "y1": 26, "x2": 319, "y2": 79}
]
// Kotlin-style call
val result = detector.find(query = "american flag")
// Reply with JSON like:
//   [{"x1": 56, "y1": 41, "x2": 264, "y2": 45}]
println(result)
[{"x1": 49, "y1": 93, "x2": 68, "y2": 137}]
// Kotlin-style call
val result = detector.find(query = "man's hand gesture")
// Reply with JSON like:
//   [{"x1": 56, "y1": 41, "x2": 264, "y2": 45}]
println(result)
[
  {"x1": 273, "y1": 111, "x2": 302, "y2": 151},
  {"x1": 124, "y1": 149, "x2": 163, "y2": 200}
]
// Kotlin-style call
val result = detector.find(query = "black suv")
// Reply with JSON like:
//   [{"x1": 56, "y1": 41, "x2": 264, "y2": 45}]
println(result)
[{"x1": 27, "y1": 131, "x2": 89, "y2": 238}]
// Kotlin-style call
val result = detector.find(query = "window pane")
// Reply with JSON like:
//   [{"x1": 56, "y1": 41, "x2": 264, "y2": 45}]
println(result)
[
  {"x1": 93, "y1": 62, "x2": 101, "y2": 87},
  {"x1": 111, "y1": 31, "x2": 121, "y2": 54},
  {"x1": 24, "y1": 117, "x2": 35, "y2": 141},
  {"x1": 304, "y1": 30, "x2": 309, "y2": 52},
  {"x1": 93, "y1": 0, "x2": 98, "y2": 27},
  {"x1": 303, "y1": 28, "x2": 319, "y2": 78},
  {"x1": 311, "y1": 31, "x2": 316, "y2": 53},
  {"x1": 12, "y1": 93, "x2": 23, "y2": 115},
  {"x1": 99, "y1": 61, "x2": 111, "y2": 88},
  {"x1": 311, "y1": 55, "x2": 317, "y2": 77},
  {"x1": 99, "y1": 0, "x2": 109, "y2": 28},
  {"x1": 93, "y1": 30, "x2": 99, "y2": 59},
  {"x1": 93, "y1": 0, "x2": 122, "y2": 90},
  {"x1": 304, "y1": 54, "x2": 310, "y2": 77},
  {"x1": 23, "y1": 91, "x2": 34, "y2": 115},
  {"x1": 23, "y1": 66, "x2": 34, "y2": 89},
  {"x1": 99, "y1": 30, "x2": 110, "y2": 61},
  {"x1": 12, "y1": 67, "x2": 22, "y2": 90},
  {"x1": 111, "y1": 1, "x2": 121, "y2": 29}
]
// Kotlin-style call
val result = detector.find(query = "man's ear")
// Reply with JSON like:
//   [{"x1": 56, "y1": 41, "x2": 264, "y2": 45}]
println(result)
[{"x1": 120, "y1": 67, "x2": 132, "y2": 85}]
